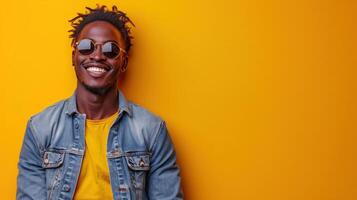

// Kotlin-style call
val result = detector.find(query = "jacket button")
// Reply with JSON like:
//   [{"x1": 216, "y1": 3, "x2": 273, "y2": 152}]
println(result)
[
  {"x1": 75, "y1": 123, "x2": 79, "y2": 129},
  {"x1": 139, "y1": 159, "x2": 145, "y2": 167},
  {"x1": 63, "y1": 184, "x2": 71, "y2": 192}
]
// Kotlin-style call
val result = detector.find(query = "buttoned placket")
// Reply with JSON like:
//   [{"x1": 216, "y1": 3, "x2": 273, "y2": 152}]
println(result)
[{"x1": 59, "y1": 113, "x2": 86, "y2": 200}]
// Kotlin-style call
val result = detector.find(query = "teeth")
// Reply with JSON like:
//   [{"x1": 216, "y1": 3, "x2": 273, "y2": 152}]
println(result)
[{"x1": 87, "y1": 66, "x2": 106, "y2": 72}]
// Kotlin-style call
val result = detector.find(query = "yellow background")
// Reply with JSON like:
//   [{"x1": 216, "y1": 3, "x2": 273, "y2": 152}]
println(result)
[{"x1": 0, "y1": 0, "x2": 356, "y2": 199}]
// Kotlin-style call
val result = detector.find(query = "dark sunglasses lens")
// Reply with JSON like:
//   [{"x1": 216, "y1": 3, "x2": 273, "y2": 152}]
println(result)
[
  {"x1": 77, "y1": 39, "x2": 94, "y2": 55},
  {"x1": 102, "y1": 42, "x2": 120, "y2": 59}
]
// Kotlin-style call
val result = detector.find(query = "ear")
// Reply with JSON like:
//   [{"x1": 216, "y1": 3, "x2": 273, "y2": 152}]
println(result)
[
  {"x1": 120, "y1": 57, "x2": 128, "y2": 72},
  {"x1": 71, "y1": 50, "x2": 75, "y2": 66}
]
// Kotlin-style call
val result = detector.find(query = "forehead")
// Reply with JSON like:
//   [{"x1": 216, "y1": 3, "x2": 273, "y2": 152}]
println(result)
[{"x1": 77, "y1": 21, "x2": 123, "y2": 44}]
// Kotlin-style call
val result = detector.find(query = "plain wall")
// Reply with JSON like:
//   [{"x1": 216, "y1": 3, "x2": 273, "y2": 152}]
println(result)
[{"x1": 0, "y1": 0, "x2": 356, "y2": 199}]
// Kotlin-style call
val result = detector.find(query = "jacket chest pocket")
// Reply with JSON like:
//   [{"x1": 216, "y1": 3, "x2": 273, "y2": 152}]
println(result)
[
  {"x1": 125, "y1": 152, "x2": 150, "y2": 199},
  {"x1": 42, "y1": 151, "x2": 65, "y2": 200}
]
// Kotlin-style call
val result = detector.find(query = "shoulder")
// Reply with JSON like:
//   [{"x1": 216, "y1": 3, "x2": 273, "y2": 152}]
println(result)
[
  {"x1": 128, "y1": 102, "x2": 163, "y2": 124},
  {"x1": 30, "y1": 99, "x2": 67, "y2": 125},
  {"x1": 125, "y1": 101, "x2": 167, "y2": 149}
]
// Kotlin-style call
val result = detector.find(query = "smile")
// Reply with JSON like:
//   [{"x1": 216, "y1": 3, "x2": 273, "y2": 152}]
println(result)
[
  {"x1": 82, "y1": 63, "x2": 111, "y2": 77},
  {"x1": 86, "y1": 66, "x2": 107, "y2": 72}
]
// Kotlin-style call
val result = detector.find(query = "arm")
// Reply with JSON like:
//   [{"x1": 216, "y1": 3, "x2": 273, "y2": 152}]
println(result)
[
  {"x1": 147, "y1": 121, "x2": 184, "y2": 200},
  {"x1": 17, "y1": 119, "x2": 47, "y2": 200}
]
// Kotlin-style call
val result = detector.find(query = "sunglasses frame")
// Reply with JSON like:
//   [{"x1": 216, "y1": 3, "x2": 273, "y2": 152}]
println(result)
[{"x1": 74, "y1": 38, "x2": 127, "y2": 59}]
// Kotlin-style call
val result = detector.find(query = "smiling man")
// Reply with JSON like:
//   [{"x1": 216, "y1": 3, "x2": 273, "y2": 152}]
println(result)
[{"x1": 17, "y1": 5, "x2": 183, "y2": 200}]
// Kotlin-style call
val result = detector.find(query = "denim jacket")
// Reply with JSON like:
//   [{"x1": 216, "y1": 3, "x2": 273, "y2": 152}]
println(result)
[{"x1": 17, "y1": 91, "x2": 183, "y2": 200}]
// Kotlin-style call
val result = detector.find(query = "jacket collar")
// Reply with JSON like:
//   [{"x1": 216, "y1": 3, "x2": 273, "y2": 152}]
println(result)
[{"x1": 65, "y1": 90, "x2": 132, "y2": 117}]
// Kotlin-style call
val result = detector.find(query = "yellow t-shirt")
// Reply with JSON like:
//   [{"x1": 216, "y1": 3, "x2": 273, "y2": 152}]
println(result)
[{"x1": 74, "y1": 112, "x2": 118, "y2": 200}]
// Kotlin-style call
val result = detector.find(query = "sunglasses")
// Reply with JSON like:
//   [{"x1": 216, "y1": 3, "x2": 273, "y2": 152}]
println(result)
[{"x1": 75, "y1": 38, "x2": 126, "y2": 59}]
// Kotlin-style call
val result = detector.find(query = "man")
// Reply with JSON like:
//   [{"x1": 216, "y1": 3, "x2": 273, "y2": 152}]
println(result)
[{"x1": 17, "y1": 5, "x2": 183, "y2": 200}]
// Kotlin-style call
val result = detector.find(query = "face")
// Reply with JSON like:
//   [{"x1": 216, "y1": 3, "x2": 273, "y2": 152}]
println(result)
[{"x1": 72, "y1": 21, "x2": 127, "y2": 95}]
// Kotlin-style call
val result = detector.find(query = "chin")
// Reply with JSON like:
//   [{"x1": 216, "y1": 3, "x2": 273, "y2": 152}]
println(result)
[{"x1": 83, "y1": 83, "x2": 113, "y2": 95}]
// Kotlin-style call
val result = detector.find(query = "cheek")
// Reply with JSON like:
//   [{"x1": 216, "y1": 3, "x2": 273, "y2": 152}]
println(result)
[
  {"x1": 73, "y1": 52, "x2": 86, "y2": 65},
  {"x1": 111, "y1": 60, "x2": 122, "y2": 72},
  {"x1": 73, "y1": 55, "x2": 86, "y2": 77},
  {"x1": 110, "y1": 66, "x2": 121, "y2": 79}
]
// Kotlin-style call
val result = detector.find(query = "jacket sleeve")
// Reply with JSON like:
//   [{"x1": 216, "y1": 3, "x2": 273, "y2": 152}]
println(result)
[
  {"x1": 17, "y1": 119, "x2": 47, "y2": 200},
  {"x1": 146, "y1": 121, "x2": 184, "y2": 199}
]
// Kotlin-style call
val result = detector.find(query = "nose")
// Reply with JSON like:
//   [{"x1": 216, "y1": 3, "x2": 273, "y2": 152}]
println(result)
[{"x1": 89, "y1": 44, "x2": 106, "y2": 61}]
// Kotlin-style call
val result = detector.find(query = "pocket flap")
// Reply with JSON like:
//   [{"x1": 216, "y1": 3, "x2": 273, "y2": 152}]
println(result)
[
  {"x1": 125, "y1": 153, "x2": 150, "y2": 171},
  {"x1": 42, "y1": 151, "x2": 65, "y2": 168}
]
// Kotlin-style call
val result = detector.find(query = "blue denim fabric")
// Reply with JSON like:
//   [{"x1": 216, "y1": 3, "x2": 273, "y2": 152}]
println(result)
[{"x1": 17, "y1": 90, "x2": 183, "y2": 200}]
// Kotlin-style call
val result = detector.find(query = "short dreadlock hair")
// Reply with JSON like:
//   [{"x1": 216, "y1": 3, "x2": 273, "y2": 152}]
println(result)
[{"x1": 68, "y1": 5, "x2": 135, "y2": 52}]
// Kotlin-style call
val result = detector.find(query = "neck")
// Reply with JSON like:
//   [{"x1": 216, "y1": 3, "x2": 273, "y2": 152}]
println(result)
[{"x1": 76, "y1": 83, "x2": 119, "y2": 120}]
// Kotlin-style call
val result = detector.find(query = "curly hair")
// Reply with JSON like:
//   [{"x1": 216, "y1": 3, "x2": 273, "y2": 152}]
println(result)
[{"x1": 68, "y1": 5, "x2": 135, "y2": 52}]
